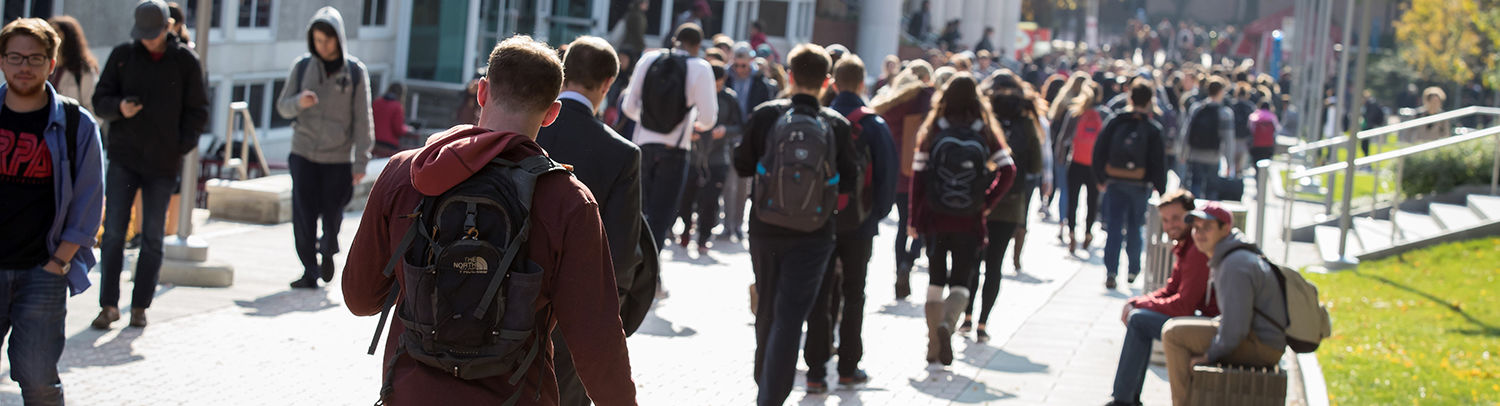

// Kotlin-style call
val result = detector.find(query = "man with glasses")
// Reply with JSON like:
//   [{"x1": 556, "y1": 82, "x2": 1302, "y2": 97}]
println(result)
[
  {"x1": 91, "y1": 0, "x2": 209, "y2": 329},
  {"x1": 720, "y1": 42, "x2": 776, "y2": 242},
  {"x1": 0, "y1": 17, "x2": 105, "y2": 404}
]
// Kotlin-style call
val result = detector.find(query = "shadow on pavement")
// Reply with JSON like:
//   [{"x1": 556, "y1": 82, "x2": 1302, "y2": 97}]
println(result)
[
  {"x1": 57, "y1": 327, "x2": 146, "y2": 373},
  {"x1": 797, "y1": 386, "x2": 891, "y2": 405},
  {"x1": 1003, "y1": 272, "x2": 1052, "y2": 285},
  {"x1": 633, "y1": 306, "x2": 698, "y2": 337},
  {"x1": 234, "y1": 290, "x2": 339, "y2": 317},
  {"x1": 961, "y1": 347, "x2": 1049, "y2": 374},
  {"x1": 876, "y1": 301, "x2": 923, "y2": 318},
  {"x1": 907, "y1": 371, "x2": 1008, "y2": 403}
]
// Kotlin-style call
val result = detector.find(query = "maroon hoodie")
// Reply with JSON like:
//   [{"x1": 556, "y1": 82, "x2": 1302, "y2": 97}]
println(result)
[{"x1": 343, "y1": 125, "x2": 637, "y2": 405}]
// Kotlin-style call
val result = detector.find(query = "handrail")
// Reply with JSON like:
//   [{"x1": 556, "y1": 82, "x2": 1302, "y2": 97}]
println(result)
[
  {"x1": 1287, "y1": 106, "x2": 1500, "y2": 154},
  {"x1": 1290, "y1": 124, "x2": 1500, "y2": 179}
]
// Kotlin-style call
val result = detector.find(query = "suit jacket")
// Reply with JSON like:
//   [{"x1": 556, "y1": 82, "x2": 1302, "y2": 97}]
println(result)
[
  {"x1": 536, "y1": 99, "x2": 646, "y2": 319},
  {"x1": 725, "y1": 72, "x2": 775, "y2": 118}
]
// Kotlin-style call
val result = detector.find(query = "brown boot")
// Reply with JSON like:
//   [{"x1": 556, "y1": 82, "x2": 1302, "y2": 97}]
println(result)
[
  {"x1": 91, "y1": 306, "x2": 120, "y2": 330},
  {"x1": 923, "y1": 300, "x2": 944, "y2": 364},
  {"x1": 129, "y1": 308, "x2": 148, "y2": 328},
  {"x1": 940, "y1": 287, "x2": 971, "y2": 365}
]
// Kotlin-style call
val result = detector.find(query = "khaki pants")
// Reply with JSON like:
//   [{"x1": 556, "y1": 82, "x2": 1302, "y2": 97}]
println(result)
[{"x1": 1161, "y1": 317, "x2": 1284, "y2": 406}]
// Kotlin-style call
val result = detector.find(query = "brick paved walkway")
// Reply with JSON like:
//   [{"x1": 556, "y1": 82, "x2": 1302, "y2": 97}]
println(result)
[{"x1": 0, "y1": 204, "x2": 1171, "y2": 405}]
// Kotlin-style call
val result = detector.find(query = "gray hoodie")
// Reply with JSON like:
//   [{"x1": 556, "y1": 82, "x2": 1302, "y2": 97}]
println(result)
[
  {"x1": 1205, "y1": 231, "x2": 1288, "y2": 362},
  {"x1": 275, "y1": 7, "x2": 374, "y2": 175}
]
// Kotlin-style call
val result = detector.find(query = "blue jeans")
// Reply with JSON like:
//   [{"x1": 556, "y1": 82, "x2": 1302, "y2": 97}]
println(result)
[
  {"x1": 1102, "y1": 182, "x2": 1149, "y2": 279},
  {"x1": 640, "y1": 145, "x2": 689, "y2": 252},
  {"x1": 750, "y1": 233, "x2": 834, "y2": 406},
  {"x1": 0, "y1": 266, "x2": 68, "y2": 405},
  {"x1": 1112, "y1": 308, "x2": 1171, "y2": 405},
  {"x1": 1184, "y1": 162, "x2": 1218, "y2": 201}
]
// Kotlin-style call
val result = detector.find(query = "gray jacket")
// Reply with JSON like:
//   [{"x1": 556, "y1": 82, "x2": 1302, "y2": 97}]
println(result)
[
  {"x1": 1181, "y1": 100, "x2": 1236, "y2": 166},
  {"x1": 1206, "y1": 232, "x2": 1288, "y2": 362},
  {"x1": 275, "y1": 6, "x2": 374, "y2": 175}
]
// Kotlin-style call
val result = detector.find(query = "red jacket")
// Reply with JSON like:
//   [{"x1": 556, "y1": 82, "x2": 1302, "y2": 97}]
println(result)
[
  {"x1": 372, "y1": 96, "x2": 405, "y2": 146},
  {"x1": 909, "y1": 123, "x2": 1016, "y2": 236},
  {"x1": 1129, "y1": 236, "x2": 1221, "y2": 317},
  {"x1": 343, "y1": 126, "x2": 636, "y2": 405}
]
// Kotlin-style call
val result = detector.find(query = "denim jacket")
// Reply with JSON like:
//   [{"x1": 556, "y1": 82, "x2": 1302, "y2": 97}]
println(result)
[{"x1": 1, "y1": 83, "x2": 105, "y2": 296}]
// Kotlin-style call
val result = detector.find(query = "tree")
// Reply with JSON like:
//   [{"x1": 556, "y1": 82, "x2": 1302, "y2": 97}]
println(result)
[
  {"x1": 1472, "y1": 2, "x2": 1500, "y2": 91},
  {"x1": 1395, "y1": 0, "x2": 1483, "y2": 87}
]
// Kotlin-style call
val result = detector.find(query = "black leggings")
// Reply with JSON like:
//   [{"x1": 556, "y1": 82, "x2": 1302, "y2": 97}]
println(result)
[
  {"x1": 1066, "y1": 162, "x2": 1099, "y2": 235},
  {"x1": 967, "y1": 220, "x2": 1020, "y2": 325},
  {"x1": 925, "y1": 232, "x2": 982, "y2": 288}
]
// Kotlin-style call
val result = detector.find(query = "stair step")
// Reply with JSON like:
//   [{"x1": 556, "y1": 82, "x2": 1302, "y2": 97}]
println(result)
[
  {"x1": 1468, "y1": 195, "x2": 1500, "y2": 221},
  {"x1": 1429, "y1": 203, "x2": 1484, "y2": 231},
  {"x1": 1315, "y1": 225, "x2": 1363, "y2": 264},
  {"x1": 1393, "y1": 210, "x2": 1443, "y2": 240},
  {"x1": 1352, "y1": 217, "x2": 1396, "y2": 252}
]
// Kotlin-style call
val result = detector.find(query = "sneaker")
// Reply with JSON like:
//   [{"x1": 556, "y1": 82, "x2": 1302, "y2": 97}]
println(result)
[
  {"x1": 1105, "y1": 277, "x2": 1118, "y2": 290},
  {"x1": 1127, "y1": 273, "x2": 1139, "y2": 284},
  {"x1": 805, "y1": 380, "x2": 829, "y2": 395},
  {"x1": 976, "y1": 328, "x2": 991, "y2": 343},
  {"x1": 91, "y1": 306, "x2": 120, "y2": 330},
  {"x1": 838, "y1": 370, "x2": 871, "y2": 388},
  {"x1": 290, "y1": 278, "x2": 318, "y2": 289},
  {"x1": 958, "y1": 320, "x2": 973, "y2": 334},
  {"x1": 320, "y1": 254, "x2": 336, "y2": 282}
]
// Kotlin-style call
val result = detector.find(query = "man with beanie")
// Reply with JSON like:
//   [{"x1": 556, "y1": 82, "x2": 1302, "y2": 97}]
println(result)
[
  {"x1": 275, "y1": 6, "x2": 374, "y2": 289},
  {"x1": 92, "y1": 0, "x2": 209, "y2": 329}
]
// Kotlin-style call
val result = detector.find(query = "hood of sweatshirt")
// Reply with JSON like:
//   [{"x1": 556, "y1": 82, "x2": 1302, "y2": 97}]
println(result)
[
  {"x1": 410, "y1": 125, "x2": 546, "y2": 196},
  {"x1": 306, "y1": 7, "x2": 349, "y2": 67}
]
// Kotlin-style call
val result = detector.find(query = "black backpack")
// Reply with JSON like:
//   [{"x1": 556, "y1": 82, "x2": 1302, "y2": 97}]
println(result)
[
  {"x1": 367, "y1": 155, "x2": 571, "y2": 404},
  {"x1": 1187, "y1": 102, "x2": 1223, "y2": 150},
  {"x1": 1104, "y1": 114, "x2": 1152, "y2": 180},
  {"x1": 1231, "y1": 99, "x2": 1255, "y2": 140},
  {"x1": 835, "y1": 107, "x2": 876, "y2": 234},
  {"x1": 754, "y1": 104, "x2": 837, "y2": 232},
  {"x1": 925, "y1": 118, "x2": 994, "y2": 216},
  {"x1": 638, "y1": 51, "x2": 692, "y2": 134}
]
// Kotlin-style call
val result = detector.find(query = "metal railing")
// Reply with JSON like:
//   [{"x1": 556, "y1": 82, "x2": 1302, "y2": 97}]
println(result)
[{"x1": 1279, "y1": 109, "x2": 1500, "y2": 266}]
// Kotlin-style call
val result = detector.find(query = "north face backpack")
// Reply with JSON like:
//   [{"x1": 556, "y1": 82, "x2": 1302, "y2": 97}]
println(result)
[
  {"x1": 835, "y1": 107, "x2": 876, "y2": 233},
  {"x1": 638, "y1": 51, "x2": 692, "y2": 134},
  {"x1": 1231, "y1": 247, "x2": 1333, "y2": 354},
  {"x1": 1187, "y1": 102, "x2": 1224, "y2": 150},
  {"x1": 1104, "y1": 114, "x2": 1151, "y2": 180},
  {"x1": 754, "y1": 104, "x2": 838, "y2": 232},
  {"x1": 367, "y1": 155, "x2": 571, "y2": 404},
  {"x1": 924, "y1": 118, "x2": 994, "y2": 216}
]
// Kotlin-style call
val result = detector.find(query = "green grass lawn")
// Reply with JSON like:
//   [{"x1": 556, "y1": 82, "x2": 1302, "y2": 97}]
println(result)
[
  {"x1": 1284, "y1": 136, "x2": 1403, "y2": 203},
  {"x1": 1306, "y1": 237, "x2": 1500, "y2": 405}
]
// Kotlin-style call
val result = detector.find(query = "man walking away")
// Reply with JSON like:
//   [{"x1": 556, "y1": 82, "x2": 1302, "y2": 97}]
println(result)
[
  {"x1": 343, "y1": 35, "x2": 636, "y2": 405},
  {"x1": 1108, "y1": 190, "x2": 1219, "y2": 406},
  {"x1": 803, "y1": 54, "x2": 896, "y2": 394},
  {"x1": 1179, "y1": 77, "x2": 1233, "y2": 200},
  {"x1": 1162, "y1": 202, "x2": 1287, "y2": 406},
  {"x1": 275, "y1": 6, "x2": 375, "y2": 289},
  {"x1": 621, "y1": 23, "x2": 718, "y2": 252},
  {"x1": 676, "y1": 61, "x2": 743, "y2": 255},
  {"x1": 1093, "y1": 80, "x2": 1168, "y2": 288},
  {"x1": 92, "y1": 0, "x2": 209, "y2": 329},
  {"x1": 535, "y1": 36, "x2": 649, "y2": 406},
  {"x1": 733, "y1": 44, "x2": 860, "y2": 406},
  {"x1": 0, "y1": 18, "x2": 105, "y2": 404}
]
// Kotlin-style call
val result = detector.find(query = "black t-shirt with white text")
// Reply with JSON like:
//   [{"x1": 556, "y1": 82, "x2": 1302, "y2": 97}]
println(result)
[{"x1": 0, "y1": 101, "x2": 56, "y2": 268}]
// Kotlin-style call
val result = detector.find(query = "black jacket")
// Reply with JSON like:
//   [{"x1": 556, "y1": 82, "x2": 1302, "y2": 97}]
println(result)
[
  {"x1": 1092, "y1": 111, "x2": 1168, "y2": 195},
  {"x1": 535, "y1": 98, "x2": 646, "y2": 316},
  {"x1": 732, "y1": 93, "x2": 860, "y2": 238},
  {"x1": 725, "y1": 72, "x2": 775, "y2": 118},
  {"x1": 93, "y1": 34, "x2": 209, "y2": 177}
]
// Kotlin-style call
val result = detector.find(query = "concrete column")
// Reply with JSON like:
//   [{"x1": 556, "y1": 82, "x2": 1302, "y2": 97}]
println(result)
[
  {"x1": 960, "y1": 0, "x2": 986, "y2": 50},
  {"x1": 858, "y1": 0, "x2": 901, "y2": 79},
  {"x1": 723, "y1": 0, "x2": 739, "y2": 39}
]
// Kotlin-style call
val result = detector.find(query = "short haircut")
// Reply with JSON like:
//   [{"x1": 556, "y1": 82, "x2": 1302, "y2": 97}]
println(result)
[
  {"x1": 732, "y1": 42, "x2": 753, "y2": 59},
  {"x1": 704, "y1": 47, "x2": 727, "y2": 63},
  {"x1": 1158, "y1": 189, "x2": 1196, "y2": 211},
  {"x1": 833, "y1": 53, "x2": 865, "y2": 92},
  {"x1": 710, "y1": 61, "x2": 726, "y2": 80},
  {"x1": 1130, "y1": 79, "x2": 1153, "y2": 107},
  {"x1": 562, "y1": 36, "x2": 618, "y2": 91},
  {"x1": 1206, "y1": 76, "x2": 1228, "y2": 97},
  {"x1": 484, "y1": 35, "x2": 564, "y2": 114},
  {"x1": 786, "y1": 43, "x2": 831, "y2": 91},
  {"x1": 674, "y1": 23, "x2": 703, "y2": 48},
  {"x1": 0, "y1": 18, "x2": 59, "y2": 61}
]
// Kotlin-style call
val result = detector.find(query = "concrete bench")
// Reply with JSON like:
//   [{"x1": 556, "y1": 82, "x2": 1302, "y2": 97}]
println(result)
[
  {"x1": 1189, "y1": 364, "x2": 1287, "y2": 406},
  {"x1": 206, "y1": 158, "x2": 387, "y2": 224}
]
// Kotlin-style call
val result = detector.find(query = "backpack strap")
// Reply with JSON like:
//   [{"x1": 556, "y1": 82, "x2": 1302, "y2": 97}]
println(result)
[
  {"x1": 1223, "y1": 246, "x2": 1293, "y2": 333},
  {"x1": 846, "y1": 106, "x2": 874, "y2": 136},
  {"x1": 293, "y1": 57, "x2": 311, "y2": 92},
  {"x1": 61, "y1": 97, "x2": 80, "y2": 165},
  {"x1": 471, "y1": 155, "x2": 571, "y2": 319},
  {"x1": 367, "y1": 208, "x2": 429, "y2": 355}
]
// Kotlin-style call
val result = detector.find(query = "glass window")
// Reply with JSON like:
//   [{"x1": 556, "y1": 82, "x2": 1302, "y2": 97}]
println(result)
[
  {"x1": 407, "y1": 0, "x2": 469, "y2": 83},
  {"x1": 758, "y1": 2, "x2": 788, "y2": 37},
  {"x1": 231, "y1": 82, "x2": 267, "y2": 129},
  {"x1": 187, "y1": 0, "x2": 223, "y2": 29},
  {"x1": 237, "y1": 0, "x2": 271, "y2": 29},
  {"x1": 270, "y1": 79, "x2": 292, "y2": 128},
  {"x1": 362, "y1": 0, "x2": 389, "y2": 27},
  {"x1": 2, "y1": 0, "x2": 54, "y2": 22}
]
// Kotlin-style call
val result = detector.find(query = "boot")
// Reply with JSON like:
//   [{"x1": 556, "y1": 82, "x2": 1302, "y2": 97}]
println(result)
[
  {"x1": 895, "y1": 263, "x2": 912, "y2": 300},
  {"x1": 940, "y1": 287, "x2": 971, "y2": 366},
  {"x1": 923, "y1": 300, "x2": 943, "y2": 364}
]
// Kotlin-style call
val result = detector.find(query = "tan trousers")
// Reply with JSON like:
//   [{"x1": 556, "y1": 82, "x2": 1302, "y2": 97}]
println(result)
[{"x1": 1161, "y1": 317, "x2": 1284, "y2": 406}]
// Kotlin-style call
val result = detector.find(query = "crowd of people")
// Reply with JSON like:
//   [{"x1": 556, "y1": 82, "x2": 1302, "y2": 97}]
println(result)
[{"x1": 0, "y1": 0, "x2": 1331, "y2": 404}]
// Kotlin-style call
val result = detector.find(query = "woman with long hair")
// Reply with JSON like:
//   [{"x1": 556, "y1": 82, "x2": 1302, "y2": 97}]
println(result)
[
  {"x1": 1041, "y1": 72, "x2": 1090, "y2": 227},
  {"x1": 47, "y1": 16, "x2": 98, "y2": 112},
  {"x1": 957, "y1": 70, "x2": 1047, "y2": 342},
  {"x1": 1058, "y1": 81, "x2": 1107, "y2": 255},
  {"x1": 872, "y1": 59, "x2": 935, "y2": 300},
  {"x1": 908, "y1": 73, "x2": 1016, "y2": 366}
]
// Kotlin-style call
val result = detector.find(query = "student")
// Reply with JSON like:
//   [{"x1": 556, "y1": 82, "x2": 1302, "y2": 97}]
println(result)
[
  {"x1": 1179, "y1": 77, "x2": 1234, "y2": 200},
  {"x1": 802, "y1": 54, "x2": 897, "y2": 393},
  {"x1": 1108, "y1": 190, "x2": 1218, "y2": 406},
  {"x1": 719, "y1": 42, "x2": 775, "y2": 242},
  {"x1": 676, "y1": 61, "x2": 742, "y2": 255},
  {"x1": 1092, "y1": 79, "x2": 1168, "y2": 288},
  {"x1": 0, "y1": 17, "x2": 105, "y2": 403},
  {"x1": 870, "y1": 60, "x2": 935, "y2": 300},
  {"x1": 274, "y1": 6, "x2": 375, "y2": 289},
  {"x1": 1057, "y1": 81, "x2": 1105, "y2": 257},
  {"x1": 1162, "y1": 201, "x2": 1287, "y2": 406},
  {"x1": 909, "y1": 73, "x2": 1016, "y2": 367},
  {"x1": 342, "y1": 35, "x2": 636, "y2": 405},
  {"x1": 732, "y1": 44, "x2": 860, "y2": 406}
]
